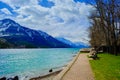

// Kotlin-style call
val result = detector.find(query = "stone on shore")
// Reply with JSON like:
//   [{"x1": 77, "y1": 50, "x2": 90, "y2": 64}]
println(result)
[{"x1": 0, "y1": 77, "x2": 6, "y2": 80}]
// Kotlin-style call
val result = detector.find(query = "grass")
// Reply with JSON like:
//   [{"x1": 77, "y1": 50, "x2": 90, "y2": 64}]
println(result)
[{"x1": 89, "y1": 53, "x2": 120, "y2": 80}]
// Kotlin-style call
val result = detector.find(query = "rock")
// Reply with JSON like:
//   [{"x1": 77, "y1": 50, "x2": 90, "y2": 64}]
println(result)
[
  {"x1": 0, "y1": 77, "x2": 6, "y2": 80},
  {"x1": 49, "y1": 69, "x2": 53, "y2": 72},
  {"x1": 7, "y1": 76, "x2": 18, "y2": 80},
  {"x1": 25, "y1": 76, "x2": 28, "y2": 78},
  {"x1": 13, "y1": 76, "x2": 18, "y2": 80}
]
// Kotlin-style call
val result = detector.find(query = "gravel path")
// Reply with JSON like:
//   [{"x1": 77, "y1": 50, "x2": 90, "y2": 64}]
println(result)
[{"x1": 61, "y1": 53, "x2": 94, "y2": 80}]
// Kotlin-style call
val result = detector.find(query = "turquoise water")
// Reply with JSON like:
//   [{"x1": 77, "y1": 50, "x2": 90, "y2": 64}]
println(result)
[{"x1": 0, "y1": 48, "x2": 80, "y2": 79}]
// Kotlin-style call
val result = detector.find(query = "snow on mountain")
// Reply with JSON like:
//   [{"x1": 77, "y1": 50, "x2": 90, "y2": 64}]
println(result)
[
  {"x1": 0, "y1": 19, "x2": 71, "y2": 48},
  {"x1": 56, "y1": 37, "x2": 89, "y2": 48},
  {"x1": 56, "y1": 37, "x2": 75, "y2": 46},
  {"x1": 37, "y1": 30, "x2": 50, "y2": 39}
]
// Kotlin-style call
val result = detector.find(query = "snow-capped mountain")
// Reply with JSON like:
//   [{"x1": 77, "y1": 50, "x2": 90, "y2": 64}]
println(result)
[
  {"x1": 56, "y1": 37, "x2": 89, "y2": 48},
  {"x1": 0, "y1": 19, "x2": 71, "y2": 48}
]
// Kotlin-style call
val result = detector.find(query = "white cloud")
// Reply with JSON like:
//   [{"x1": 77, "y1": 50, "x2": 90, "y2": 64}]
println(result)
[
  {"x1": 0, "y1": 0, "x2": 39, "y2": 9},
  {"x1": 0, "y1": 8, "x2": 12, "y2": 15},
  {"x1": 0, "y1": 0, "x2": 95, "y2": 44}
]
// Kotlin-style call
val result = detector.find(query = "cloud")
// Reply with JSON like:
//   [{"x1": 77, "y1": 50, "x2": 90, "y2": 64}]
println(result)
[
  {"x1": 0, "y1": 0, "x2": 39, "y2": 9},
  {"x1": 0, "y1": 8, "x2": 12, "y2": 15},
  {"x1": 0, "y1": 0, "x2": 95, "y2": 44}
]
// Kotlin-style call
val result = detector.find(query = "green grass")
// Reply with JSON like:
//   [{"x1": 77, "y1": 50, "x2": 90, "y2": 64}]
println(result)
[{"x1": 90, "y1": 53, "x2": 120, "y2": 80}]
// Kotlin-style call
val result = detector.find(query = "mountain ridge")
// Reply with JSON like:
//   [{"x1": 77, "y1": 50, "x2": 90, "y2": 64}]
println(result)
[
  {"x1": 0, "y1": 18, "x2": 88, "y2": 48},
  {"x1": 56, "y1": 37, "x2": 88, "y2": 48},
  {"x1": 0, "y1": 19, "x2": 71, "y2": 48}
]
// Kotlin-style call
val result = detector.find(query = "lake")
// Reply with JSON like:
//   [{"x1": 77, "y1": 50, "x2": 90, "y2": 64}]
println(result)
[{"x1": 0, "y1": 48, "x2": 80, "y2": 79}]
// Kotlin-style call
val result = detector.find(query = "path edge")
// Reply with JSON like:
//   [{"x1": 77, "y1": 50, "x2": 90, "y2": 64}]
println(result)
[{"x1": 53, "y1": 51, "x2": 80, "y2": 80}]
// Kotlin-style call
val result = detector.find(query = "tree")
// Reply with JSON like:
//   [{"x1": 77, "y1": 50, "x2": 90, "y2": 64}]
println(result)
[
  {"x1": 0, "y1": 38, "x2": 14, "y2": 48},
  {"x1": 87, "y1": 0, "x2": 120, "y2": 55}
]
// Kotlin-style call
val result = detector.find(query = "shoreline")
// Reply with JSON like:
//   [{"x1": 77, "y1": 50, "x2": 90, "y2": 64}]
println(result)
[
  {"x1": 53, "y1": 52, "x2": 80, "y2": 80},
  {"x1": 29, "y1": 51, "x2": 80, "y2": 80},
  {"x1": 0, "y1": 48, "x2": 80, "y2": 80},
  {"x1": 30, "y1": 69, "x2": 62, "y2": 80}
]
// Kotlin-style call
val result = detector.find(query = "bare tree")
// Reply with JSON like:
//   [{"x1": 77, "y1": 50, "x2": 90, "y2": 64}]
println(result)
[{"x1": 87, "y1": 0, "x2": 120, "y2": 55}]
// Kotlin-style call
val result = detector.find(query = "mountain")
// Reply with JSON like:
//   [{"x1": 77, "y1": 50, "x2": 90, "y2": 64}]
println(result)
[
  {"x1": 56, "y1": 37, "x2": 76, "y2": 47},
  {"x1": 56, "y1": 37, "x2": 89, "y2": 48},
  {"x1": 0, "y1": 19, "x2": 71, "y2": 48}
]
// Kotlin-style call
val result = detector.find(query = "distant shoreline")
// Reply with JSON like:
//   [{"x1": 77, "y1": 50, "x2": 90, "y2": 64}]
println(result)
[{"x1": 0, "y1": 47, "x2": 80, "y2": 49}]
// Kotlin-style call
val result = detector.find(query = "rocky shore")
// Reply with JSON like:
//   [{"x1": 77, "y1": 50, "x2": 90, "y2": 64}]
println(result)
[{"x1": 30, "y1": 70, "x2": 62, "y2": 80}]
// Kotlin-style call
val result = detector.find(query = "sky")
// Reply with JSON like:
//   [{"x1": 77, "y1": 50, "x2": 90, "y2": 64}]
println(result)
[{"x1": 0, "y1": 0, "x2": 95, "y2": 44}]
